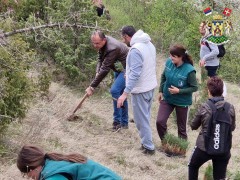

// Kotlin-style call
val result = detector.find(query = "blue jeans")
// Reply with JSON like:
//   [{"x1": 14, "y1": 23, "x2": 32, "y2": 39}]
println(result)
[{"x1": 110, "y1": 72, "x2": 128, "y2": 126}]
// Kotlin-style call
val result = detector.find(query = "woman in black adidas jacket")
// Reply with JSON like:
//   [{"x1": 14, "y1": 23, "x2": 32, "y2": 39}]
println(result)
[{"x1": 188, "y1": 76, "x2": 236, "y2": 180}]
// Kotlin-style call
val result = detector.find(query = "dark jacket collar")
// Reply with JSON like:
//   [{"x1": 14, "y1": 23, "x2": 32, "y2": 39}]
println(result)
[{"x1": 209, "y1": 96, "x2": 224, "y2": 104}]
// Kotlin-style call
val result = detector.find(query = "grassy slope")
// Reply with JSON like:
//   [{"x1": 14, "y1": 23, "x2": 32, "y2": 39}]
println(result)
[{"x1": 0, "y1": 54, "x2": 239, "y2": 180}]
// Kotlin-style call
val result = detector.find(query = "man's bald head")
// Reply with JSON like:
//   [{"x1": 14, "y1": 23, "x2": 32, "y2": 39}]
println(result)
[{"x1": 91, "y1": 30, "x2": 107, "y2": 50}]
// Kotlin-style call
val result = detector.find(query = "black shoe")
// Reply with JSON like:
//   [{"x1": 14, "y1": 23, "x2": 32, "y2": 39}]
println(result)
[
  {"x1": 112, "y1": 122, "x2": 121, "y2": 131},
  {"x1": 164, "y1": 151, "x2": 185, "y2": 158},
  {"x1": 121, "y1": 125, "x2": 128, "y2": 129},
  {"x1": 142, "y1": 147, "x2": 155, "y2": 155},
  {"x1": 157, "y1": 146, "x2": 164, "y2": 153},
  {"x1": 139, "y1": 144, "x2": 144, "y2": 150}
]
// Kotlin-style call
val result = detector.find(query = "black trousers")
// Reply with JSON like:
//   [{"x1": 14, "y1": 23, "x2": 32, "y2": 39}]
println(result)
[
  {"x1": 96, "y1": 6, "x2": 104, "y2": 17},
  {"x1": 205, "y1": 65, "x2": 219, "y2": 77},
  {"x1": 156, "y1": 100, "x2": 189, "y2": 140},
  {"x1": 188, "y1": 146, "x2": 230, "y2": 180}
]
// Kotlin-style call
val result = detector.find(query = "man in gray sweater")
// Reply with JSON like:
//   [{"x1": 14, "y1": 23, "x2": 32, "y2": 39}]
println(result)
[{"x1": 117, "y1": 26, "x2": 157, "y2": 155}]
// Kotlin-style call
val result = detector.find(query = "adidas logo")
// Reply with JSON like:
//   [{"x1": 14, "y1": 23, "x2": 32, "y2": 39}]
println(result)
[{"x1": 214, "y1": 124, "x2": 220, "y2": 149}]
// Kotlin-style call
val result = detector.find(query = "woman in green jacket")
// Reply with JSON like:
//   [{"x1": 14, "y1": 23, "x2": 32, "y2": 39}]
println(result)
[
  {"x1": 17, "y1": 145, "x2": 122, "y2": 180},
  {"x1": 156, "y1": 44, "x2": 198, "y2": 142}
]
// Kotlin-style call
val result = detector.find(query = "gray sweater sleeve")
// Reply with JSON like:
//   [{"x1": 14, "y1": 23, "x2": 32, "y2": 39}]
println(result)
[
  {"x1": 203, "y1": 43, "x2": 219, "y2": 61},
  {"x1": 124, "y1": 48, "x2": 143, "y2": 93}
]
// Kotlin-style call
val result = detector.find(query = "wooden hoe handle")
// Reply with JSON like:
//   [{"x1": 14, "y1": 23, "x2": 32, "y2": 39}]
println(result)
[{"x1": 72, "y1": 93, "x2": 88, "y2": 114}]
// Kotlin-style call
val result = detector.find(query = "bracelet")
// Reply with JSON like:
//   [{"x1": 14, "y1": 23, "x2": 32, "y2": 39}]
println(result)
[{"x1": 90, "y1": 87, "x2": 95, "y2": 91}]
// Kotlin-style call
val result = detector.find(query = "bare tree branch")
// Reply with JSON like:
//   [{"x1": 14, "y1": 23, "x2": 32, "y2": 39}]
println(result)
[{"x1": 2, "y1": 23, "x2": 116, "y2": 37}]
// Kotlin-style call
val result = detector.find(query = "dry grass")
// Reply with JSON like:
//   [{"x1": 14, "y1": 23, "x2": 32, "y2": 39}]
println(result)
[{"x1": 0, "y1": 54, "x2": 240, "y2": 180}]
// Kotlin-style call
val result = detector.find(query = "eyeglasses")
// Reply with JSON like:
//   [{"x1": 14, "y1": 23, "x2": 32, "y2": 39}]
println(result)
[{"x1": 91, "y1": 41, "x2": 102, "y2": 46}]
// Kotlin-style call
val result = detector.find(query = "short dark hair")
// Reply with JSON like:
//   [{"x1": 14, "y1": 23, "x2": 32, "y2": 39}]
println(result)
[
  {"x1": 91, "y1": 30, "x2": 106, "y2": 40},
  {"x1": 207, "y1": 76, "x2": 223, "y2": 97},
  {"x1": 121, "y1": 26, "x2": 136, "y2": 37}
]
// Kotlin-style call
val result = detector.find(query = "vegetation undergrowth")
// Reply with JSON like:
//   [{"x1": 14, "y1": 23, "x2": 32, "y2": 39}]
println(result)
[
  {"x1": 162, "y1": 133, "x2": 189, "y2": 156},
  {"x1": 105, "y1": 0, "x2": 240, "y2": 83},
  {"x1": 204, "y1": 164, "x2": 214, "y2": 180}
]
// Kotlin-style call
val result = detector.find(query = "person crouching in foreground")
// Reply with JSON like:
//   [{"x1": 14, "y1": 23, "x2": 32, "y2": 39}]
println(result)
[{"x1": 17, "y1": 145, "x2": 122, "y2": 180}]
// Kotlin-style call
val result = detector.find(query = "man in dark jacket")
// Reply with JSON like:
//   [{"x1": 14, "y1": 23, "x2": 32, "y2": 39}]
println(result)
[{"x1": 85, "y1": 30, "x2": 129, "y2": 130}]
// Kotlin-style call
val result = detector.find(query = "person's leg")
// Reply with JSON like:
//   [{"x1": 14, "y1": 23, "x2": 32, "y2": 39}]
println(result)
[
  {"x1": 110, "y1": 72, "x2": 121, "y2": 127},
  {"x1": 110, "y1": 72, "x2": 128, "y2": 127},
  {"x1": 132, "y1": 90, "x2": 155, "y2": 150},
  {"x1": 156, "y1": 100, "x2": 174, "y2": 140},
  {"x1": 175, "y1": 105, "x2": 189, "y2": 140},
  {"x1": 118, "y1": 72, "x2": 128, "y2": 127},
  {"x1": 96, "y1": 6, "x2": 104, "y2": 16},
  {"x1": 205, "y1": 65, "x2": 219, "y2": 77},
  {"x1": 212, "y1": 153, "x2": 231, "y2": 180},
  {"x1": 188, "y1": 146, "x2": 211, "y2": 180}
]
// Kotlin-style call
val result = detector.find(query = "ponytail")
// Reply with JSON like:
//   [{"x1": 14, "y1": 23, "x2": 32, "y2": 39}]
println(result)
[
  {"x1": 17, "y1": 145, "x2": 87, "y2": 173},
  {"x1": 184, "y1": 53, "x2": 194, "y2": 66},
  {"x1": 45, "y1": 152, "x2": 87, "y2": 163}
]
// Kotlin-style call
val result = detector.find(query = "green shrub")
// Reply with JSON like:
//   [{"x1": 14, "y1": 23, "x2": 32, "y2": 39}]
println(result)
[
  {"x1": 204, "y1": 164, "x2": 233, "y2": 180},
  {"x1": 106, "y1": 0, "x2": 240, "y2": 85},
  {"x1": 204, "y1": 164, "x2": 213, "y2": 180},
  {"x1": 0, "y1": 20, "x2": 36, "y2": 136},
  {"x1": 16, "y1": 0, "x2": 112, "y2": 85},
  {"x1": 103, "y1": 0, "x2": 150, "y2": 31},
  {"x1": 38, "y1": 67, "x2": 52, "y2": 96},
  {"x1": 142, "y1": 0, "x2": 202, "y2": 58},
  {"x1": 233, "y1": 171, "x2": 240, "y2": 180}
]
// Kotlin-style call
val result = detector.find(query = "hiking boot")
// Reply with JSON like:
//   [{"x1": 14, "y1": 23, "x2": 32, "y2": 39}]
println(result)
[{"x1": 142, "y1": 147, "x2": 155, "y2": 155}]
